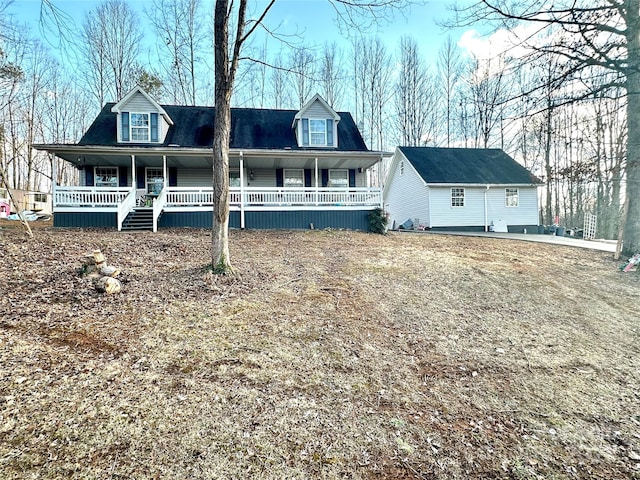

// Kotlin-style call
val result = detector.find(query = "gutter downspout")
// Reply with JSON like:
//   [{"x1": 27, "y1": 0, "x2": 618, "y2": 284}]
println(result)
[{"x1": 484, "y1": 185, "x2": 490, "y2": 232}]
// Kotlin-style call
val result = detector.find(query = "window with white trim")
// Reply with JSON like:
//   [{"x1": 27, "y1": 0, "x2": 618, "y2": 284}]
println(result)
[
  {"x1": 505, "y1": 188, "x2": 519, "y2": 207},
  {"x1": 451, "y1": 187, "x2": 465, "y2": 207},
  {"x1": 328, "y1": 169, "x2": 348, "y2": 187},
  {"x1": 300, "y1": 118, "x2": 335, "y2": 147},
  {"x1": 131, "y1": 113, "x2": 150, "y2": 141},
  {"x1": 229, "y1": 171, "x2": 241, "y2": 187},
  {"x1": 95, "y1": 167, "x2": 118, "y2": 187},
  {"x1": 146, "y1": 168, "x2": 164, "y2": 194},
  {"x1": 284, "y1": 169, "x2": 304, "y2": 187},
  {"x1": 310, "y1": 119, "x2": 327, "y2": 145}
]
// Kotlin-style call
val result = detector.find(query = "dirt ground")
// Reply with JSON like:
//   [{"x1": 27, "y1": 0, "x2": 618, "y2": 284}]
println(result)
[{"x1": 1, "y1": 222, "x2": 639, "y2": 479}]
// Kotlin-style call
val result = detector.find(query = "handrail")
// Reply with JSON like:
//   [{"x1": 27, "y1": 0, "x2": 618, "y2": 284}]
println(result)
[
  {"x1": 54, "y1": 186, "x2": 130, "y2": 207},
  {"x1": 116, "y1": 188, "x2": 137, "y2": 231},
  {"x1": 152, "y1": 188, "x2": 167, "y2": 233},
  {"x1": 165, "y1": 186, "x2": 381, "y2": 207},
  {"x1": 54, "y1": 185, "x2": 382, "y2": 209}
]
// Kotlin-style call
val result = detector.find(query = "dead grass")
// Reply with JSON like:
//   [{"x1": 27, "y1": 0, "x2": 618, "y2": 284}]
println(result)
[{"x1": 0, "y1": 225, "x2": 639, "y2": 479}]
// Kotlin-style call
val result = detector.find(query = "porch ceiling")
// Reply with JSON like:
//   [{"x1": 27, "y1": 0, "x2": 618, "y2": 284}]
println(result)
[{"x1": 42, "y1": 146, "x2": 384, "y2": 170}]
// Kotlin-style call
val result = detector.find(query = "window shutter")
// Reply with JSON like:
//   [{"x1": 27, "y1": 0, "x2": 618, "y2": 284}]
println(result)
[
  {"x1": 326, "y1": 119, "x2": 333, "y2": 146},
  {"x1": 302, "y1": 119, "x2": 309, "y2": 146},
  {"x1": 349, "y1": 169, "x2": 356, "y2": 188},
  {"x1": 276, "y1": 169, "x2": 284, "y2": 187},
  {"x1": 321, "y1": 169, "x2": 328, "y2": 187},
  {"x1": 169, "y1": 167, "x2": 178, "y2": 187},
  {"x1": 121, "y1": 112, "x2": 130, "y2": 142},
  {"x1": 119, "y1": 166, "x2": 128, "y2": 187},
  {"x1": 150, "y1": 113, "x2": 159, "y2": 142},
  {"x1": 304, "y1": 169, "x2": 312, "y2": 187},
  {"x1": 136, "y1": 166, "x2": 145, "y2": 189},
  {"x1": 85, "y1": 166, "x2": 94, "y2": 187}
]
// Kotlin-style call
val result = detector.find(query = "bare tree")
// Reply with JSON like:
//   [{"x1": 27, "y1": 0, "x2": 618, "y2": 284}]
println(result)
[
  {"x1": 289, "y1": 47, "x2": 316, "y2": 109},
  {"x1": 467, "y1": 53, "x2": 511, "y2": 148},
  {"x1": 456, "y1": 0, "x2": 640, "y2": 253},
  {"x1": 147, "y1": 0, "x2": 206, "y2": 105},
  {"x1": 437, "y1": 36, "x2": 462, "y2": 147},
  {"x1": 211, "y1": 0, "x2": 417, "y2": 274},
  {"x1": 319, "y1": 42, "x2": 344, "y2": 108},
  {"x1": 351, "y1": 36, "x2": 392, "y2": 150},
  {"x1": 80, "y1": 0, "x2": 143, "y2": 103},
  {"x1": 269, "y1": 50, "x2": 290, "y2": 109},
  {"x1": 394, "y1": 36, "x2": 437, "y2": 146}
]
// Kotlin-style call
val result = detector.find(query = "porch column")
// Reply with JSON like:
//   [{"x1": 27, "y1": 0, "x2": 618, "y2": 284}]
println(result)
[
  {"x1": 131, "y1": 155, "x2": 136, "y2": 188},
  {"x1": 163, "y1": 155, "x2": 167, "y2": 189},
  {"x1": 378, "y1": 153, "x2": 384, "y2": 208},
  {"x1": 314, "y1": 157, "x2": 319, "y2": 206},
  {"x1": 52, "y1": 154, "x2": 57, "y2": 208},
  {"x1": 239, "y1": 151, "x2": 245, "y2": 229}
]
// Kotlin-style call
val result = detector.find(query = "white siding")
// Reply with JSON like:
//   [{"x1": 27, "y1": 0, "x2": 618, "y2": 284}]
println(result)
[
  {"x1": 430, "y1": 187, "x2": 486, "y2": 227},
  {"x1": 486, "y1": 187, "x2": 539, "y2": 226},
  {"x1": 247, "y1": 169, "x2": 276, "y2": 188},
  {"x1": 175, "y1": 168, "x2": 363, "y2": 188},
  {"x1": 160, "y1": 117, "x2": 170, "y2": 143},
  {"x1": 122, "y1": 91, "x2": 156, "y2": 112},
  {"x1": 384, "y1": 152, "x2": 430, "y2": 228},
  {"x1": 178, "y1": 169, "x2": 213, "y2": 187},
  {"x1": 305, "y1": 101, "x2": 332, "y2": 118},
  {"x1": 429, "y1": 186, "x2": 539, "y2": 228}
]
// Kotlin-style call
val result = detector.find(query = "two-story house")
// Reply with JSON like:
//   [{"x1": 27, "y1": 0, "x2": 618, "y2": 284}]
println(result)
[{"x1": 35, "y1": 87, "x2": 385, "y2": 232}]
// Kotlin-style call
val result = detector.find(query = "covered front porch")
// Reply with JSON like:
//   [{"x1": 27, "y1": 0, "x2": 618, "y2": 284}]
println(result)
[{"x1": 47, "y1": 146, "x2": 384, "y2": 232}]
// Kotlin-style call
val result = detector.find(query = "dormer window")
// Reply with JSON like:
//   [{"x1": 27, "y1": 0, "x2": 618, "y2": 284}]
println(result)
[
  {"x1": 311, "y1": 119, "x2": 327, "y2": 145},
  {"x1": 112, "y1": 87, "x2": 173, "y2": 143},
  {"x1": 131, "y1": 113, "x2": 150, "y2": 141},
  {"x1": 301, "y1": 118, "x2": 334, "y2": 147},
  {"x1": 121, "y1": 112, "x2": 159, "y2": 142},
  {"x1": 294, "y1": 94, "x2": 340, "y2": 148}
]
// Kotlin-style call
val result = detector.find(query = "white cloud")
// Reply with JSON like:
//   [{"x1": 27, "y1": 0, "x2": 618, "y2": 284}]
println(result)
[{"x1": 458, "y1": 23, "x2": 543, "y2": 61}]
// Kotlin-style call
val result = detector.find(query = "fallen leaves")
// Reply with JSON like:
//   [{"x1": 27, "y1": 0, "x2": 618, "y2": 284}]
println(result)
[{"x1": 0, "y1": 226, "x2": 639, "y2": 479}]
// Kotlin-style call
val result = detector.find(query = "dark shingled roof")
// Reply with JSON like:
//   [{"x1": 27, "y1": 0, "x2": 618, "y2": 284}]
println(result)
[
  {"x1": 79, "y1": 103, "x2": 369, "y2": 151},
  {"x1": 399, "y1": 146, "x2": 541, "y2": 184}
]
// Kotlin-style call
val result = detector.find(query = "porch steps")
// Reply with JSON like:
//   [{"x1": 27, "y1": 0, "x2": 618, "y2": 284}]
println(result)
[{"x1": 121, "y1": 208, "x2": 154, "y2": 231}]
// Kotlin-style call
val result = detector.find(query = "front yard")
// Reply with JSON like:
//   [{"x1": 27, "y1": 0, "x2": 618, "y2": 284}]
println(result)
[{"x1": 0, "y1": 226, "x2": 638, "y2": 479}]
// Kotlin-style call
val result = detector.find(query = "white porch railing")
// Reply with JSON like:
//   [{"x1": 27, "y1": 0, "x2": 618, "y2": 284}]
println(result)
[
  {"x1": 152, "y1": 188, "x2": 167, "y2": 232},
  {"x1": 55, "y1": 186, "x2": 131, "y2": 207},
  {"x1": 241, "y1": 187, "x2": 381, "y2": 206},
  {"x1": 165, "y1": 187, "x2": 381, "y2": 207},
  {"x1": 165, "y1": 187, "x2": 214, "y2": 207},
  {"x1": 117, "y1": 188, "x2": 137, "y2": 231},
  {"x1": 54, "y1": 186, "x2": 382, "y2": 210}
]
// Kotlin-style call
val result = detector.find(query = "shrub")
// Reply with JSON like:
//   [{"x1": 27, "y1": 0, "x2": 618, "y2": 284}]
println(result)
[{"x1": 368, "y1": 207, "x2": 388, "y2": 234}]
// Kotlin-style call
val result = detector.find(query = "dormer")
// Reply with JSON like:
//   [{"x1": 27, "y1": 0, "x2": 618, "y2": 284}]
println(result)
[
  {"x1": 293, "y1": 93, "x2": 341, "y2": 148},
  {"x1": 111, "y1": 86, "x2": 173, "y2": 143}
]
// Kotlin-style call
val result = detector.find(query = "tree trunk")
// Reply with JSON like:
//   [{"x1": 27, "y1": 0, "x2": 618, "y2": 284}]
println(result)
[
  {"x1": 624, "y1": 0, "x2": 640, "y2": 254},
  {"x1": 211, "y1": 0, "x2": 245, "y2": 275}
]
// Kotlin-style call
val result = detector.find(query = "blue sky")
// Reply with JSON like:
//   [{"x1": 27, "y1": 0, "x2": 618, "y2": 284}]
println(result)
[{"x1": 9, "y1": 0, "x2": 476, "y2": 68}]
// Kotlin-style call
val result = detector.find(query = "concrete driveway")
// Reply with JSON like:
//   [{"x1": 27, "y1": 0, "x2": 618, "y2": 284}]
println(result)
[{"x1": 399, "y1": 230, "x2": 619, "y2": 253}]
